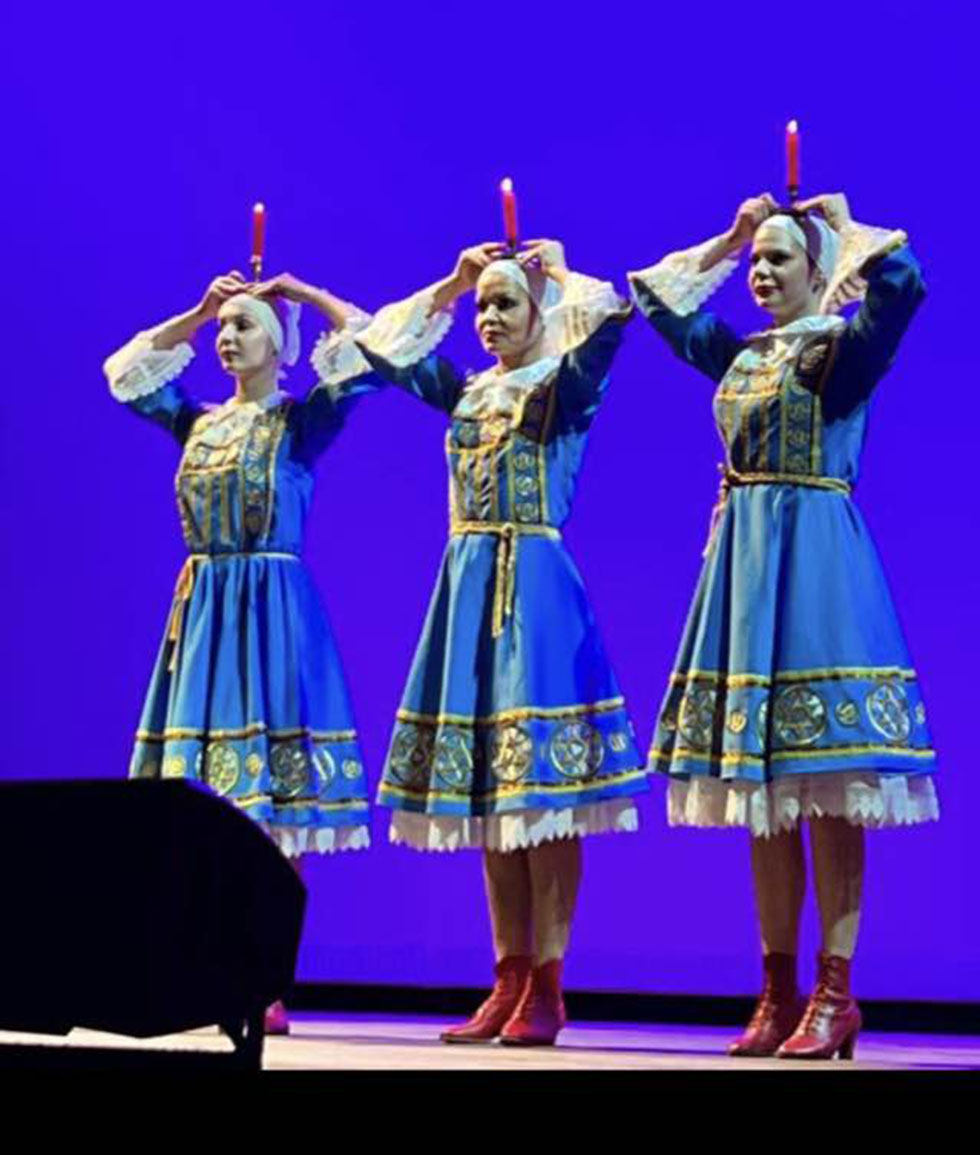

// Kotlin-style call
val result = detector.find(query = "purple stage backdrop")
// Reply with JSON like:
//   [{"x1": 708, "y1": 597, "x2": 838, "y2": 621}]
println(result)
[{"x1": 2, "y1": 3, "x2": 975, "y2": 1001}]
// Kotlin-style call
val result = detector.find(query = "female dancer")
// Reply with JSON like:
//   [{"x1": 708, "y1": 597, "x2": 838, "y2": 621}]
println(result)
[
  {"x1": 104, "y1": 270, "x2": 375, "y2": 1031},
  {"x1": 629, "y1": 193, "x2": 938, "y2": 1059},
  {"x1": 326, "y1": 239, "x2": 647, "y2": 1046}
]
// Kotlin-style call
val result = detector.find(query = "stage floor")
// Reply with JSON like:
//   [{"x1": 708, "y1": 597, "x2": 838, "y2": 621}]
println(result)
[{"x1": 1, "y1": 1013, "x2": 978, "y2": 1070}]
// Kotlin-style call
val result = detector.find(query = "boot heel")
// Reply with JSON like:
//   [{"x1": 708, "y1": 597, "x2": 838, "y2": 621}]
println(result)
[
  {"x1": 440, "y1": 955, "x2": 532, "y2": 1044},
  {"x1": 776, "y1": 952, "x2": 862, "y2": 1061}
]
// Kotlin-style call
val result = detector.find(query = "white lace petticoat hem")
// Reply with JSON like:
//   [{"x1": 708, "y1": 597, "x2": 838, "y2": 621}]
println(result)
[
  {"x1": 666, "y1": 771, "x2": 939, "y2": 839},
  {"x1": 389, "y1": 799, "x2": 639, "y2": 853},
  {"x1": 260, "y1": 822, "x2": 370, "y2": 858}
]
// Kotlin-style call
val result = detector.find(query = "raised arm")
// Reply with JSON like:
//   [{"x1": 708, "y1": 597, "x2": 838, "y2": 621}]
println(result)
[
  {"x1": 510, "y1": 239, "x2": 632, "y2": 427},
  {"x1": 347, "y1": 244, "x2": 507, "y2": 414},
  {"x1": 102, "y1": 271, "x2": 247, "y2": 441},
  {"x1": 627, "y1": 196, "x2": 779, "y2": 382},
  {"x1": 248, "y1": 272, "x2": 382, "y2": 461},
  {"x1": 786, "y1": 194, "x2": 927, "y2": 414}
]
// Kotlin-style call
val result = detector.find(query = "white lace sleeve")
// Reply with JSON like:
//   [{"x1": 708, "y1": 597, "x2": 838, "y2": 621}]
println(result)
[
  {"x1": 356, "y1": 285, "x2": 454, "y2": 366},
  {"x1": 544, "y1": 271, "x2": 629, "y2": 355},
  {"x1": 309, "y1": 301, "x2": 376, "y2": 397},
  {"x1": 629, "y1": 234, "x2": 740, "y2": 316},
  {"x1": 821, "y1": 221, "x2": 908, "y2": 315},
  {"x1": 103, "y1": 331, "x2": 195, "y2": 402}
]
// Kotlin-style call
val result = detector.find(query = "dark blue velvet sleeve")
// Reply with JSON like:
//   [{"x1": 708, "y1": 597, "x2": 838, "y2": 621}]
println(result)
[
  {"x1": 629, "y1": 274, "x2": 744, "y2": 384},
  {"x1": 354, "y1": 343, "x2": 465, "y2": 415},
  {"x1": 123, "y1": 383, "x2": 203, "y2": 445},
  {"x1": 289, "y1": 373, "x2": 382, "y2": 464},
  {"x1": 554, "y1": 313, "x2": 631, "y2": 430},
  {"x1": 824, "y1": 245, "x2": 926, "y2": 415}
]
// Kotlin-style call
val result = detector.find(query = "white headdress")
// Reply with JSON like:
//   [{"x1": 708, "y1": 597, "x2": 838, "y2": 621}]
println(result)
[
  {"x1": 477, "y1": 258, "x2": 597, "y2": 355},
  {"x1": 224, "y1": 293, "x2": 302, "y2": 376},
  {"x1": 477, "y1": 258, "x2": 564, "y2": 312},
  {"x1": 761, "y1": 213, "x2": 841, "y2": 284},
  {"x1": 757, "y1": 214, "x2": 906, "y2": 314},
  {"x1": 630, "y1": 213, "x2": 907, "y2": 320}
]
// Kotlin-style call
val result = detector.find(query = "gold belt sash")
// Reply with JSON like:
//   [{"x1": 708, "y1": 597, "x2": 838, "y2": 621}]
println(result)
[
  {"x1": 167, "y1": 551, "x2": 300, "y2": 672},
  {"x1": 451, "y1": 521, "x2": 562, "y2": 638},
  {"x1": 705, "y1": 467, "x2": 852, "y2": 556}
]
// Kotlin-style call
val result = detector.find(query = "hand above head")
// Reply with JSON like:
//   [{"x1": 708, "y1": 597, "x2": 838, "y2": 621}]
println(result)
[
  {"x1": 518, "y1": 239, "x2": 567, "y2": 281},
  {"x1": 249, "y1": 275, "x2": 361, "y2": 330},
  {"x1": 795, "y1": 193, "x2": 852, "y2": 232},
  {"x1": 727, "y1": 194, "x2": 780, "y2": 250},
  {"x1": 248, "y1": 272, "x2": 318, "y2": 305},
  {"x1": 198, "y1": 271, "x2": 248, "y2": 320},
  {"x1": 452, "y1": 242, "x2": 508, "y2": 292}
]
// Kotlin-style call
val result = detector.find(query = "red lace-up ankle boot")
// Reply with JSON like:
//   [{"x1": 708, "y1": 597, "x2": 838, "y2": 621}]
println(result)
[
  {"x1": 729, "y1": 953, "x2": 806, "y2": 1057},
  {"x1": 499, "y1": 959, "x2": 567, "y2": 1047},
  {"x1": 777, "y1": 952, "x2": 862, "y2": 1060},
  {"x1": 264, "y1": 999, "x2": 290, "y2": 1036},
  {"x1": 440, "y1": 955, "x2": 533, "y2": 1044}
]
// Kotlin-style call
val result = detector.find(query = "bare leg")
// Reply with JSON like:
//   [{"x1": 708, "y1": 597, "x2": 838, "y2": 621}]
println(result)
[
  {"x1": 809, "y1": 817, "x2": 865, "y2": 959},
  {"x1": 778, "y1": 819, "x2": 865, "y2": 1059},
  {"x1": 750, "y1": 828, "x2": 806, "y2": 955},
  {"x1": 483, "y1": 848, "x2": 533, "y2": 960},
  {"x1": 495, "y1": 838, "x2": 582, "y2": 1046},
  {"x1": 527, "y1": 837, "x2": 583, "y2": 963},
  {"x1": 440, "y1": 850, "x2": 532, "y2": 1042},
  {"x1": 729, "y1": 829, "x2": 807, "y2": 1056}
]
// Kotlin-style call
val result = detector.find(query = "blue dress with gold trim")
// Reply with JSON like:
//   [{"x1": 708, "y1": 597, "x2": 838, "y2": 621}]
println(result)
[
  {"x1": 105, "y1": 332, "x2": 375, "y2": 855},
  {"x1": 629, "y1": 233, "x2": 939, "y2": 835},
  {"x1": 338, "y1": 273, "x2": 648, "y2": 850}
]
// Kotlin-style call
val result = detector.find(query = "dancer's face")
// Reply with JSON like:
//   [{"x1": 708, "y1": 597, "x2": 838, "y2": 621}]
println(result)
[
  {"x1": 216, "y1": 301, "x2": 278, "y2": 376},
  {"x1": 474, "y1": 273, "x2": 543, "y2": 362},
  {"x1": 749, "y1": 223, "x2": 824, "y2": 325}
]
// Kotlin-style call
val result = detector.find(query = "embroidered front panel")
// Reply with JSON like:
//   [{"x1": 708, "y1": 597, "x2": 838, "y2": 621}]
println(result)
[
  {"x1": 652, "y1": 667, "x2": 935, "y2": 774},
  {"x1": 176, "y1": 403, "x2": 288, "y2": 550},
  {"x1": 714, "y1": 333, "x2": 836, "y2": 477},
  {"x1": 714, "y1": 360, "x2": 782, "y2": 473},
  {"x1": 380, "y1": 700, "x2": 644, "y2": 811},
  {"x1": 447, "y1": 383, "x2": 556, "y2": 527}
]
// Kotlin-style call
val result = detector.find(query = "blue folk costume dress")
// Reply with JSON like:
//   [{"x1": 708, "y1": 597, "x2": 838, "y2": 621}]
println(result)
[
  {"x1": 629, "y1": 219, "x2": 939, "y2": 836},
  {"x1": 105, "y1": 308, "x2": 376, "y2": 855},
  {"x1": 321, "y1": 271, "x2": 648, "y2": 850}
]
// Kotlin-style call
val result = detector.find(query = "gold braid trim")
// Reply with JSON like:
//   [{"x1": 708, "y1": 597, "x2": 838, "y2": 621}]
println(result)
[
  {"x1": 396, "y1": 697, "x2": 626, "y2": 727},
  {"x1": 650, "y1": 744, "x2": 935, "y2": 766},
  {"x1": 138, "y1": 723, "x2": 357, "y2": 743},
  {"x1": 379, "y1": 765, "x2": 648, "y2": 804},
  {"x1": 704, "y1": 466, "x2": 851, "y2": 557},
  {"x1": 669, "y1": 666, "x2": 918, "y2": 688},
  {"x1": 450, "y1": 521, "x2": 562, "y2": 638},
  {"x1": 235, "y1": 796, "x2": 370, "y2": 812}
]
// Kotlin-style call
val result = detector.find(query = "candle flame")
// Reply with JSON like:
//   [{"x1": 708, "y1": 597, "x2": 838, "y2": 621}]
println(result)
[
  {"x1": 787, "y1": 120, "x2": 798, "y2": 135},
  {"x1": 254, "y1": 202, "x2": 265, "y2": 214},
  {"x1": 500, "y1": 178, "x2": 513, "y2": 194}
]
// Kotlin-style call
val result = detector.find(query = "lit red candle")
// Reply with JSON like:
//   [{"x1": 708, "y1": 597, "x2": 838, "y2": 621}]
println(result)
[
  {"x1": 500, "y1": 178, "x2": 518, "y2": 252},
  {"x1": 251, "y1": 202, "x2": 266, "y2": 278},
  {"x1": 786, "y1": 120, "x2": 801, "y2": 204}
]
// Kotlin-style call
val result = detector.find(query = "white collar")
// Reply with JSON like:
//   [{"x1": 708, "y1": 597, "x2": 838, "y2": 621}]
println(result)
[
  {"x1": 466, "y1": 356, "x2": 561, "y2": 393},
  {"x1": 455, "y1": 357, "x2": 560, "y2": 419}
]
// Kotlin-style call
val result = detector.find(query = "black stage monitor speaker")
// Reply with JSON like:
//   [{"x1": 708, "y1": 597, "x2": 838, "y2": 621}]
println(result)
[{"x1": 0, "y1": 779, "x2": 306, "y2": 1067}]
